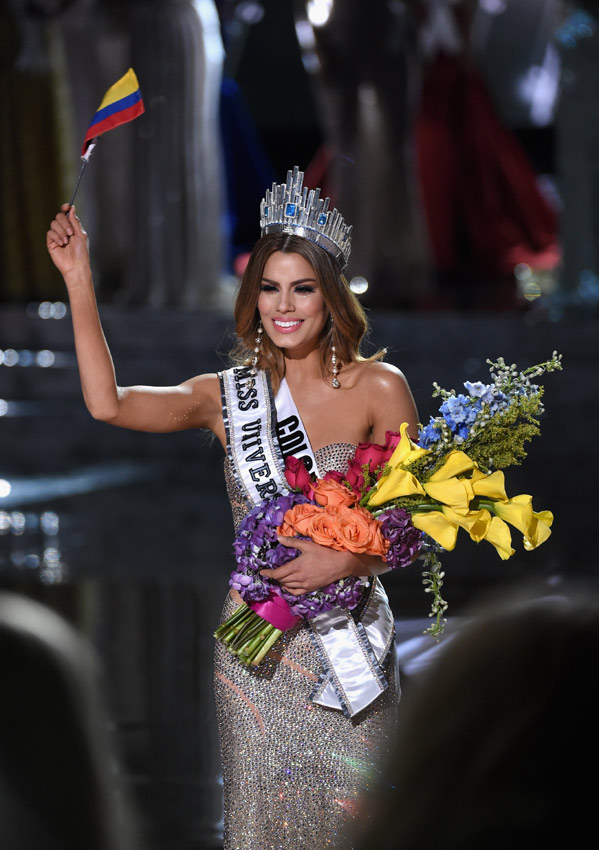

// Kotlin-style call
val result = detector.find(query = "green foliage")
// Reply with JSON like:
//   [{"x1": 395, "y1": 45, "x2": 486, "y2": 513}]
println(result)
[{"x1": 462, "y1": 392, "x2": 543, "y2": 472}]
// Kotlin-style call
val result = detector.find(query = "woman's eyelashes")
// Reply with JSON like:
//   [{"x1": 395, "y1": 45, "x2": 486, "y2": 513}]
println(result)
[{"x1": 259, "y1": 283, "x2": 316, "y2": 294}]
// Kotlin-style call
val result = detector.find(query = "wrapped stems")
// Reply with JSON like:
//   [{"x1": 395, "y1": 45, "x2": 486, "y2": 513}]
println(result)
[{"x1": 214, "y1": 602, "x2": 284, "y2": 666}]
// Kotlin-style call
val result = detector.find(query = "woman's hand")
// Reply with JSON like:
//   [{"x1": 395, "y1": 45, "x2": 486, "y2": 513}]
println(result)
[
  {"x1": 262, "y1": 535, "x2": 378, "y2": 596},
  {"x1": 46, "y1": 205, "x2": 90, "y2": 282}
]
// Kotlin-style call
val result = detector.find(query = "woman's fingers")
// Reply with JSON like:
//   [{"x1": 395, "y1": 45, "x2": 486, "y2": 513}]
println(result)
[
  {"x1": 46, "y1": 205, "x2": 91, "y2": 278},
  {"x1": 48, "y1": 208, "x2": 72, "y2": 243},
  {"x1": 277, "y1": 534, "x2": 306, "y2": 549},
  {"x1": 262, "y1": 562, "x2": 295, "y2": 581},
  {"x1": 47, "y1": 220, "x2": 68, "y2": 248},
  {"x1": 47, "y1": 206, "x2": 85, "y2": 248}
]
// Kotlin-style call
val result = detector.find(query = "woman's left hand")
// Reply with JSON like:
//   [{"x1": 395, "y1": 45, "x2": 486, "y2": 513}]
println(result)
[{"x1": 261, "y1": 535, "x2": 367, "y2": 596}]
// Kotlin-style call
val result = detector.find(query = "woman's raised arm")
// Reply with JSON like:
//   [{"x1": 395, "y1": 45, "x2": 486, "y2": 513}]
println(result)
[{"x1": 46, "y1": 205, "x2": 222, "y2": 437}]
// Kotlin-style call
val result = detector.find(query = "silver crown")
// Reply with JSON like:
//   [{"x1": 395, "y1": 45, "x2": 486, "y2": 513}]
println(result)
[{"x1": 260, "y1": 167, "x2": 352, "y2": 271}]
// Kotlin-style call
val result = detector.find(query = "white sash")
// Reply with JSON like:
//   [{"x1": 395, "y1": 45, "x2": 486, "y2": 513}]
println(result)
[
  {"x1": 275, "y1": 377, "x2": 317, "y2": 475},
  {"x1": 219, "y1": 366, "x2": 287, "y2": 505},
  {"x1": 219, "y1": 366, "x2": 397, "y2": 718}
]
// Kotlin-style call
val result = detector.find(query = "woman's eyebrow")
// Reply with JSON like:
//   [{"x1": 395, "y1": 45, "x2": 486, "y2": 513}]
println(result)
[{"x1": 261, "y1": 276, "x2": 318, "y2": 285}]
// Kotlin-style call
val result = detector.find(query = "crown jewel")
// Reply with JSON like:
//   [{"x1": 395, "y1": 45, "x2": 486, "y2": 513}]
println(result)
[{"x1": 260, "y1": 166, "x2": 352, "y2": 270}]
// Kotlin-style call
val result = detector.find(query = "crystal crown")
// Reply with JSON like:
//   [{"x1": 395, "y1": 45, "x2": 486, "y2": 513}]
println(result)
[{"x1": 260, "y1": 166, "x2": 352, "y2": 271}]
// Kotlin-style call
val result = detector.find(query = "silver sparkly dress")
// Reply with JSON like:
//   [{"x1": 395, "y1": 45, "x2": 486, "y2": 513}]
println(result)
[{"x1": 215, "y1": 444, "x2": 400, "y2": 850}]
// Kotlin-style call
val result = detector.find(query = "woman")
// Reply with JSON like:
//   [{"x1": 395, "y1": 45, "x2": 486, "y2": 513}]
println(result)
[{"x1": 46, "y1": 167, "x2": 418, "y2": 849}]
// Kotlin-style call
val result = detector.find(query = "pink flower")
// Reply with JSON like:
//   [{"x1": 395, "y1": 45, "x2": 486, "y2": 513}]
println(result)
[
  {"x1": 383, "y1": 430, "x2": 402, "y2": 457},
  {"x1": 323, "y1": 469, "x2": 345, "y2": 484},
  {"x1": 354, "y1": 431, "x2": 404, "y2": 478},
  {"x1": 354, "y1": 442, "x2": 388, "y2": 476},
  {"x1": 284, "y1": 456, "x2": 314, "y2": 498},
  {"x1": 344, "y1": 458, "x2": 366, "y2": 496}
]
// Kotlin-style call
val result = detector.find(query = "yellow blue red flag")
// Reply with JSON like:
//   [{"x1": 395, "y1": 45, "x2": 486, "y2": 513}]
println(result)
[{"x1": 81, "y1": 68, "x2": 145, "y2": 156}]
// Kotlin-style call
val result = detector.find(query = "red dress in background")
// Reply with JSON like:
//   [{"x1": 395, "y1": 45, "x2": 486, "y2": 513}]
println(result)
[{"x1": 415, "y1": 53, "x2": 559, "y2": 279}]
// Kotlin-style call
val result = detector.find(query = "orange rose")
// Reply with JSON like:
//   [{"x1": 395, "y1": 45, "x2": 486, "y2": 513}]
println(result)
[
  {"x1": 306, "y1": 510, "x2": 345, "y2": 550},
  {"x1": 278, "y1": 503, "x2": 323, "y2": 537},
  {"x1": 332, "y1": 505, "x2": 390, "y2": 556},
  {"x1": 311, "y1": 478, "x2": 357, "y2": 508}
]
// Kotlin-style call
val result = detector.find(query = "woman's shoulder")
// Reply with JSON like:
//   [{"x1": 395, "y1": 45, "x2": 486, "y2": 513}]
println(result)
[
  {"x1": 350, "y1": 360, "x2": 418, "y2": 435},
  {"x1": 352, "y1": 359, "x2": 411, "y2": 395}
]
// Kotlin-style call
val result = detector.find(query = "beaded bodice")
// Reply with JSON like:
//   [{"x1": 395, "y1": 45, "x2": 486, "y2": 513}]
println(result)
[{"x1": 224, "y1": 443, "x2": 356, "y2": 531}]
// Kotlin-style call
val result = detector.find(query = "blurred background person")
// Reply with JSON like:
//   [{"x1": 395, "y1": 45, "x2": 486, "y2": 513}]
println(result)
[
  {"x1": 1, "y1": 0, "x2": 78, "y2": 302},
  {"x1": 355, "y1": 581, "x2": 599, "y2": 849},
  {"x1": 0, "y1": 591, "x2": 139, "y2": 850},
  {"x1": 413, "y1": 0, "x2": 560, "y2": 308},
  {"x1": 1, "y1": 0, "x2": 225, "y2": 307},
  {"x1": 293, "y1": 0, "x2": 433, "y2": 307}
]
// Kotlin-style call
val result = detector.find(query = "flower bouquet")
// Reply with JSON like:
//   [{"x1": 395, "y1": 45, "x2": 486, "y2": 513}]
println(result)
[{"x1": 215, "y1": 353, "x2": 562, "y2": 662}]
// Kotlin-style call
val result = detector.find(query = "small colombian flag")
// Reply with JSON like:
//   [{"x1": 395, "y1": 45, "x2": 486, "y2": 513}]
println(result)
[{"x1": 81, "y1": 68, "x2": 145, "y2": 156}]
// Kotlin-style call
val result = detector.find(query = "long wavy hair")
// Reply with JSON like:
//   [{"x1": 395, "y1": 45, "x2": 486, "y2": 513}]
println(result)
[{"x1": 233, "y1": 233, "x2": 384, "y2": 389}]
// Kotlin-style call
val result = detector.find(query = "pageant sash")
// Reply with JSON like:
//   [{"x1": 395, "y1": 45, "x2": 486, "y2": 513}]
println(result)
[
  {"x1": 219, "y1": 366, "x2": 288, "y2": 505},
  {"x1": 220, "y1": 367, "x2": 396, "y2": 717},
  {"x1": 274, "y1": 377, "x2": 317, "y2": 474}
]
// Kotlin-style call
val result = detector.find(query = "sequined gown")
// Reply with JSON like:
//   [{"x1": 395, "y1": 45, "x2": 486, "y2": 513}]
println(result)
[{"x1": 214, "y1": 443, "x2": 399, "y2": 850}]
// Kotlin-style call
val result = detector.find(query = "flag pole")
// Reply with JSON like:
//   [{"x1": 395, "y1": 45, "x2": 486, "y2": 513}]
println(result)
[{"x1": 68, "y1": 138, "x2": 99, "y2": 209}]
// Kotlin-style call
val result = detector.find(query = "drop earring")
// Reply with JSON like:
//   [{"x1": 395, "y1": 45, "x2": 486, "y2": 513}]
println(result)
[
  {"x1": 330, "y1": 325, "x2": 340, "y2": 389},
  {"x1": 249, "y1": 321, "x2": 264, "y2": 385}
]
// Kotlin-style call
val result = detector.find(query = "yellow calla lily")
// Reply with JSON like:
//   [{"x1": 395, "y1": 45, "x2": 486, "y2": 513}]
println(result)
[
  {"x1": 365, "y1": 422, "x2": 552, "y2": 560},
  {"x1": 482, "y1": 516, "x2": 515, "y2": 560},
  {"x1": 491, "y1": 494, "x2": 534, "y2": 536},
  {"x1": 523, "y1": 509, "x2": 554, "y2": 550},
  {"x1": 411, "y1": 511, "x2": 458, "y2": 551},
  {"x1": 427, "y1": 450, "x2": 476, "y2": 482},
  {"x1": 423, "y1": 476, "x2": 474, "y2": 513},
  {"x1": 441, "y1": 505, "x2": 492, "y2": 542},
  {"x1": 386, "y1": 422, "x2": 430, "y2": 469},
  {"x1": 487, "y1": 494, "x2": 553, "y2": 550},
  {"x1": 367, "y1": 422, "x2": 429, "y2": 506},
  {"x1": 367, "y1": 467, "x2": 426, "y2": 506},
  {"x1": 420, "y1": 451, "x2": 483, "y2": 512},
  {"x1": 470, "y1": 468, "x2": 508, "y2": 502},
  {"x1": 413, "y1": 503, "x2": 515, "y2": 558}
]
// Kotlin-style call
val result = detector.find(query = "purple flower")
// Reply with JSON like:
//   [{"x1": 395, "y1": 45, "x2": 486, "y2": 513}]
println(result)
[
  {"x1": 230, "y1": 491, "x2": 363, "y2": 618},
  {"x1": 379, "y1": 508, "x2": 423, "y2": 569}
]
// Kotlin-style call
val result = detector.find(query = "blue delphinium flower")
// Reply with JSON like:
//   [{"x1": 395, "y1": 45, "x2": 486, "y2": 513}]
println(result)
[
  {"x1": 464, "y1": 380, "x2": 509, "y2": 414},
  {"x1": 438, "y1": 393, "x2": 482, "y2": 443},
  {"x1": 419, "y1": 419, "x2": 442, "y2": 448}
]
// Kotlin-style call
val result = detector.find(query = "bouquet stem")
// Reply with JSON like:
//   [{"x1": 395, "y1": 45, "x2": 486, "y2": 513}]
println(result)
[{"x1": 214, "y1": 602, "x2": 283, "y2": 666}]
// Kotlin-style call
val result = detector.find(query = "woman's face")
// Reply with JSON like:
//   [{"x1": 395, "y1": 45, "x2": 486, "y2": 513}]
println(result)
[{"x1": 257, "y1": 251, "x2": 329, "y2": 358}]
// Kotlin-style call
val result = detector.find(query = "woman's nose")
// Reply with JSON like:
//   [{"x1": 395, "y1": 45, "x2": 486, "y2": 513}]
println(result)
[{"x1": 277, "y1": 289, "x2": 294, "y2": 312}]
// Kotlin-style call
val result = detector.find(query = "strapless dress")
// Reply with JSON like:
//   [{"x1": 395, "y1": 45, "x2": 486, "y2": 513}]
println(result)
[{"x1": 214, "y1": 444, "x2": 399, "y2": 850}]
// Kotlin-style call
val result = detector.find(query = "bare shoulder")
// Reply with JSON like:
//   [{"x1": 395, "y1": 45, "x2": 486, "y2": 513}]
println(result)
[
  {"x1": 355, "y1": 360, "x2": 412, "y2": 397},
  {"x1": 353, "y1": 360, "x2": 418, "y2": 438}
]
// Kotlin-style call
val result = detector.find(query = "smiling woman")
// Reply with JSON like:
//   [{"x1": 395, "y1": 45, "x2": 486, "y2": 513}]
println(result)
[
  {"x1": 259, "y1": 252, "x2": 328, "y2": 352},
  {"x1": 46, "y1": 166, "x2": 419, "y2": 850},
  {"x1": 233, "y1": 230, "x2": 386, "y2": 392}
]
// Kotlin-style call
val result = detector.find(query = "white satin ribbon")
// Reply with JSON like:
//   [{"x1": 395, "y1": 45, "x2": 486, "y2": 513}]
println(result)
[{"x1": 310, "y1": 578, "x2": 396, "y2": 718}]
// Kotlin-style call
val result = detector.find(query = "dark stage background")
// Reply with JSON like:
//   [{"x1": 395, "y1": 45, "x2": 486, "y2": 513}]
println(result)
[{"x1": 1, "y1": 2, "x2": 598, "y2": 849}]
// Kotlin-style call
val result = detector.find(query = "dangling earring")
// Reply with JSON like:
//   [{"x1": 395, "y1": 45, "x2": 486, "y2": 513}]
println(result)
[
  {"x1": 249, "y1": 321, "x2": 264, "y2": 385},
  {"x1": 330, "y1": 323, "x2": 340, "y2": 389}
]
